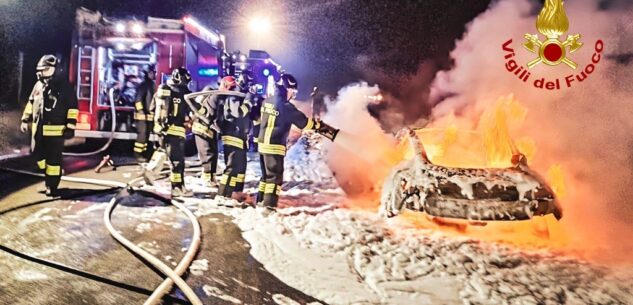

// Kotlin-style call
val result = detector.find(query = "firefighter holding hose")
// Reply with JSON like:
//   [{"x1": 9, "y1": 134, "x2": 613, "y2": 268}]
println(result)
[
  {"x1": 257, "y1": 73, "x2": 339, "y2": 211},
  {"x1": 20, "y1": 55, "x2": 78, "y2": 197},
  {"x1": 153, "y1": 68, "x2": 193, "y2": 197},
  {"x1": 189, "y1": 84, "x2": 220, "y2": 189},
  {"x1": 238, "y1": 70, "x2": 265, "y2": 151},
  {"x1": 133, "y1": 66, "x2": 156, "y2": 162},
  {"x1": 216, "y1": 76, "x2": 252, "y2": 200}
]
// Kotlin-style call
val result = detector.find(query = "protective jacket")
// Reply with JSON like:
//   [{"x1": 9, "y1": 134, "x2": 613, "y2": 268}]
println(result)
[
  {"x1": 257, "y1": 88, "x2": 316, "y2": 156},
  {"x1": 134, "y1": 78, "x2": 155, "y2": 121},
  {"x1": 154, "y1": 82, "x2": 191, "y2": 138},
  {"x1": 21, "y1": 78, "x2": 78, "y2": 145}
]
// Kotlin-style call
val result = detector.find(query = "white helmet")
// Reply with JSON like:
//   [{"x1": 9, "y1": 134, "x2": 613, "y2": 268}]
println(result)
[{"x1": 36, "y1": 55, "x2": 58, "y2": 80}]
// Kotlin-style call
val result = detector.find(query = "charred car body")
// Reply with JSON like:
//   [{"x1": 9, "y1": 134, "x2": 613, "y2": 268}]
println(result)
[{"x1": 380, "y1": 129, "x2": 562, "y2": 222}]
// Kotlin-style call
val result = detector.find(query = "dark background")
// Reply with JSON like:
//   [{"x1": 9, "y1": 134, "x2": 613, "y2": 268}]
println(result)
[{"x1": 0, "y1": 0, "x2": 493, "y2": 122}]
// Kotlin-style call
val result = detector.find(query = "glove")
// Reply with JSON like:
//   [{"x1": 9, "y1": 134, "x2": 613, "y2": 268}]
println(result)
[
  {"x1": 63, "y1": 128, "x2": 75, "y2": 139},
  {"x1": 20, "y1": 122, "x2": 29, "y2": 133},
  {"x1": 315, "y1": 120, "x2": 339, "y2": 142}
]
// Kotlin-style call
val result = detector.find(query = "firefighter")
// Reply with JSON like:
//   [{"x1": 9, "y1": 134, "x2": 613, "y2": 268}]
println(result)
[
  {"x1": 239, "y1": 70, "x2": 264, "y2": 151},
  {"x1": 190, "y1": 84, "x2": 219, "y2": 189},
  {"x1": 257, "y1": 74, "x2": 339, "y2": 210},
  {"x1": 133, "y1": 66, "x2": 156, "y2": 162},
  {"x1": 310, "y1": 86, "x2": 326, "y2": 119},
  {"x1": 217, "y1": 76, "x2": 252, "y2": 200},
  {"x1": 20, "y1": 55, "x2": 78, "y2": 197},
  {"x1": 153, "y1": 67, "x2": 193, "y2": 197}
]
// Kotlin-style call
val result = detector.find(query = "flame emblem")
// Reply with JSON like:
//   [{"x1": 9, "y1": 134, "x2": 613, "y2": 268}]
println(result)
[{"x1": 523, "y1": 0, "x2": 582, "y2": 69}]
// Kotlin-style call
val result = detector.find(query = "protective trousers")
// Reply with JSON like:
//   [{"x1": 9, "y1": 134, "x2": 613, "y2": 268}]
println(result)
[
  {"x1": 33, "y1": 129, "x2": 64, "y2": 191},
  {"x1": 257, "y1": 153, "x2": 284, "y2": 208},
  {"x1": 194, "y1": 132, "x2": 218, "y2": 183},
  {"x1": 134, "y1": 120, "x2": 153, "y2": 159},
  {"x1": 217, "y1": 136, "x2": 247, "y2": 197},
  {"x1": 164, "y1": 135, "x2": 185, "y2": 189},
  {"x1": 251, "y1": 124, "x2": 260, "y2": 151}
]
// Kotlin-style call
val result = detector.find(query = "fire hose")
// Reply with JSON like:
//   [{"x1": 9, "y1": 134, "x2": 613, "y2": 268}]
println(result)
[
  {"x1": 0, "y1": 166, "x2": 203, "y2": 305},
  {"x1": 63, "y1": 88, "x2": 117, "y2": 157}
]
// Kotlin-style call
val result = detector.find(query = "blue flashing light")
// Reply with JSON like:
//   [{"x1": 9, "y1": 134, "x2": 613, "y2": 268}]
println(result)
[
  {"x1": 198, "y1": 68, "x2": 219, "y2": 77},
  {"x1": 262, "y1": 68, "x2": 270, "y2": 77}
]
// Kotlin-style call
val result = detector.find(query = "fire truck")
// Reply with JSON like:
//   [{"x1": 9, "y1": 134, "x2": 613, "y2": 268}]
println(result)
[
  {"x1": 228, "y1": 50, "x2": 282, "y2": 97},
  {"x1": 70, "y1": 8, "x2": 229, "y2": 140}
]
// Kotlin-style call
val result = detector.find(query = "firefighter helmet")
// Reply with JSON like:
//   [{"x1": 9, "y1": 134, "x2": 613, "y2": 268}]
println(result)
[
  {"x1": 277, "y1": 73, "x2": 298, "y2": 90},
  {"x1": 239, "y1": 70, "x2": 255, "y2": 86},
  {"x1": 221, "y1": 76, "x2": 237, "y2": 90},
  {"x1": 36, "y1": 55, "x2": 58, "y2": 79},
  {"x1": 171, "y1": 67, "x2": 191, "y2": 85}
]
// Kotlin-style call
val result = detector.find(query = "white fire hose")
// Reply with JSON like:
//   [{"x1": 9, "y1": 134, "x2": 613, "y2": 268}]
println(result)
[
  {"x1": 0, "y1": 167, "x2": 204, "y2": 305},
  {"x1": 64, "y1": 90, "x2": 117, "y2": 157}
]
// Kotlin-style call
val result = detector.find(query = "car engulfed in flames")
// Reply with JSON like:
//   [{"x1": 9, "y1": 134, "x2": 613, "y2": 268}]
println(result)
[{"x1": 380, "y1": 128, "x2": 563, "y2": 222}]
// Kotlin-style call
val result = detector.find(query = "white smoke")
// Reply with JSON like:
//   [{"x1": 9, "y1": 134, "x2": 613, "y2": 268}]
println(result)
[
  {"x1": 429, "y1": 0, "x2": 633, "y2": 262},
  {"x1": 322, "y1": 83, "x2": 400, "y2": 205}
]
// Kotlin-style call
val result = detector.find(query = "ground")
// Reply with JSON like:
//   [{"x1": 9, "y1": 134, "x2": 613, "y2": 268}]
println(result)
[{"x1": 0, "y1": 135, "x2": 632, "y2": 305}]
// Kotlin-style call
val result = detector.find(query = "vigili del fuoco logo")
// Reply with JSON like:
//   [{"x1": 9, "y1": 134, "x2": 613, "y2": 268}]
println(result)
[{"x1": 502, "y1": 0, "x2": 604, "y2": 90}]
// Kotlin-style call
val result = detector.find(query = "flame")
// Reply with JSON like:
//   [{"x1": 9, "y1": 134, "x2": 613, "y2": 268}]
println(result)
[
  {"x1": 537, "y1": 0, "x2": 569, "y2": 38},
  {"x1": 391, "y1": 95, "x2": 570, "y2": 249},
  {"x1": 413, "y1": 95, "x2": 531, "y2": 169},
  {"x1": 547, "y1": 164, "x2": 567, "y2": 198}
]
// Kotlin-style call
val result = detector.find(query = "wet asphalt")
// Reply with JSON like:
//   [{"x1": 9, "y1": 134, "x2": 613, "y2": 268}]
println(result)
[{"x1": 0, "y1": 151, "x2": 324, "y2": 305}]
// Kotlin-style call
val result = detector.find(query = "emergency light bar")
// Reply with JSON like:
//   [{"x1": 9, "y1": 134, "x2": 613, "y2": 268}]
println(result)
[
  {"x1": 183, "y1": 16, "x2": 220, "y2": 44},
  {"x1": 198, "y1": 68, "x2": 219, "y2": 77}
]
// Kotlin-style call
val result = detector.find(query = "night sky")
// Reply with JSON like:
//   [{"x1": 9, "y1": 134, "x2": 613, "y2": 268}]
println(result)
[{"x1": 0, "y1": 0, "x2": 491, "y2": 113}]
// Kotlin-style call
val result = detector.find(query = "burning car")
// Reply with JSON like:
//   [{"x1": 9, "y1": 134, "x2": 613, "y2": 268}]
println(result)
[{"x1": 380, "y1": 128, "x2": 563, "y2": 222}]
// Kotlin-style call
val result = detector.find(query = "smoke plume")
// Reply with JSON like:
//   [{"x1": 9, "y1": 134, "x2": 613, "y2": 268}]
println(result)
[
  {"x1": 429, "y1": 0, "x2": 633, "y2": 262},
  {"x1": 327, "y1": 0, "x2": 633, "y2": 262}
]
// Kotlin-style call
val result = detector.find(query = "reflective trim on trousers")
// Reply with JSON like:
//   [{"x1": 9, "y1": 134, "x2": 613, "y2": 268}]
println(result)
[
  {"x1": 37, "y1": 159, "x2": 46, "y2": 170},
  {"x1": 45, "y1": 164, "x2": 61, "y2": 176},
  {"x1": 42, "y1": 125, "x2": 65, "y2": 136},
  {"x1": 258, "y1": 143, "x2": 286, "y2": 156},
  {"x1": 134, "y1": 142, "x2": 148, "y2": 153},
  {"x1": 166, "y1": 125, "x2": 186, "y2": 138},
  {"x1": 221, "y1": 136, "x2": 244, "y2": 149},
  {"x1": 170, "y1": 173, "x2": 182, "y2": 183},
  {"x1": 67, "y1": 109, "x2": 79, "y2": 120},
  {"x1": 192, "y1": 122, "x2": 214, "y2": 138},
  {"x1": 263, "y1": 183, "x2": 281, "y2": 195}
]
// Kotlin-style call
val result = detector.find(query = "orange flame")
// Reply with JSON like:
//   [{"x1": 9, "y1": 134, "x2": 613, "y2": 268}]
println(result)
[
  {"x1": 547, "y1": 164, "x2": 567, "y2": 198},
  {"x1": 392, "y1": 95, "x2": 570, "y2": 249},
  {"x1": 413, "y1": 95, "x2": 534, "y2": 169}
]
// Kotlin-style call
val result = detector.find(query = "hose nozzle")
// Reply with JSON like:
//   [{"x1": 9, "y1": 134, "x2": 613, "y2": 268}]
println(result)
[{"x1": 315, "y1": 120, "x2": 339, "y2": 142}]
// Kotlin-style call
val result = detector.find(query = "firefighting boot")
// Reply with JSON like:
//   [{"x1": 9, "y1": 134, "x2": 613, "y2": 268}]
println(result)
[
  {"x1": 171, "y1": 186, "x2": 194, "y2": 198},
  {"x1": 256, "y1": 205, "x2": 276, "y2": 216},
  {"x1": 201, "y1": 173, "x2": 218, "y2": 189},
  {"x1": 45, "y1": 186, "x2": 60, "y2": 197}
]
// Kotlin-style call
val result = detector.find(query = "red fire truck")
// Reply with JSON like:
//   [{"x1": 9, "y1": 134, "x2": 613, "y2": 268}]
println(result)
[{"x1": 70, "y1": 8, "x2": 228, "y2": 140}]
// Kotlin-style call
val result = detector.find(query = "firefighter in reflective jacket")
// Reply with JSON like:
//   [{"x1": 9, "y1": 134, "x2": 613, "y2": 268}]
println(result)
[
  {"x1": 257, "y1": 74, "x2": 339, "y2": 209},
  {"x1": 190, "y1": 84, "x2": 219, "y2": 188},
  {"x1": 133, "y1": 66, "x2": 156, "y2": 161},
  {"x1": 20, "y1": 55, "x2": 78, "y2": 197},
  {"x1": 153, "y1": 68, "x2": 193, "y2": 197},
  {"x1": 217, "y1": 76, "x2": 251, "y2": 199},
  {"x1": 239, "y1": 70, "x2": 264, "y2": 151}
]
